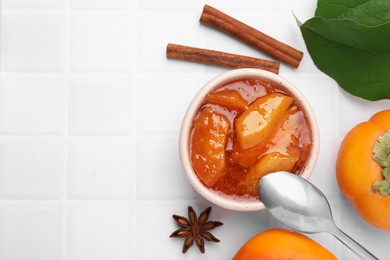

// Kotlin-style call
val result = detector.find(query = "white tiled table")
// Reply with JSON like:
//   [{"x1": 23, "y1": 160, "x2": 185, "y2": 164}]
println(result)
[{"x1": 0, "y1": 0, "x2": 390, "y2": 259}]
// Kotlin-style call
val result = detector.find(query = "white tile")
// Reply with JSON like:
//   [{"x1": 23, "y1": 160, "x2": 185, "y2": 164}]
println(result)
[
  {"x1": 0, "y1": 207, "x2": 61, "y2": 260},
  {"x1": 281, "y1": 50, "x2": 320, "y2": 74},
  {"x1": 70, "y1": 0, "x2": 133, "y2": 10},
  {"x1": 138, "y1": 0, "x2": 202, "y2": 11},
  {"x1": 68, "y1": 141, "x2": 133, "y2": 198},
  {"x1": 0, "y1": 140, "x2": 64, "y2": 199},
  {"x1": 306, "y1": 233, "x2": 340, "y2": 259},
  {"x1": 0, "y1": 77, "x2": 65, "y2": 134},
  {"x1": 201, "y1": 1, "x2": 270, "y2": 11},
  {"x1": 338, "y1": 91, "x2": 390, "y2": 136},
  {"x1": 339, "y1": 247, "x2": 361, "y2": 260},
  {"x1": 336, "y1": 201, "x2": 390, "y2": 260},
  {"x1": 138, "y1": 13, "x2": 204, "y2": 73},
  {"x1": 137, "y1": 141, "x2": 196, "y2": 200},
  {"x1": 70, "y1": 14, "x2": 134, "y2": 72},
  {"x1": 69, "y1": 78, "x2": 133, "y2": 135},
  {"x1": 309, "y1": 138, "x2": 343, "y2": 200},
  {"x1": 272, "y1": 10, "x2": 326, "y2": 74},
  {"x1": 137, "y1": 203, "x2": 190, "y2": 259},
  {"x1": 136, "y1": 77, "x2": 199, "y2": 134},
  {"x1": 137, "y1": 202, "x2": 264, "y2": 259},
  {"x1": 270, "y1": 0, "x2": 316, "y2": 12},
  {"x1": 292, "y1": 74, "x2": 338, "y2": 136},
  {"x1": 2, "y1": 0, "x2": 64, "y2": 9},
  {"x1": 269, "y1": 13, "x2": 308, "y2": 71},
  {"x1": 1, "y1": 13, "x2": 65, "y2": 72},
  {"x1": 138, "y1": 1, "x2": 270, "y2": 12},
  {"x1": 68, "y1": 205, "x2": 132, "y2": 260},
  {"x1": 221, "y1": 210, "x2": 271, "y2": 258}
]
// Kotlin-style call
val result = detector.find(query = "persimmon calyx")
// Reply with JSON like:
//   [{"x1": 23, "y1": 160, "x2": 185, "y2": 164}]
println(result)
[{"x1": 372, "y1": 130, "x2": 390, "y2": 196}]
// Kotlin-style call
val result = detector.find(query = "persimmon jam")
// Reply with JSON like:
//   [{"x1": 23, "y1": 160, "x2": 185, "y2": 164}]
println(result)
[{"x1": 189, "y1": 78, "x2": 312, "y2": 199}]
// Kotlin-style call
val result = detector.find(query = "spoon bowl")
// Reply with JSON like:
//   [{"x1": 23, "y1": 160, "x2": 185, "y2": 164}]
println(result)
[
  {"x1": 259, "y1": 171, "x2": 334, "y2": 233},
  {"x1": 259, "y1": 171, "x2": 378, "y2": 260}
]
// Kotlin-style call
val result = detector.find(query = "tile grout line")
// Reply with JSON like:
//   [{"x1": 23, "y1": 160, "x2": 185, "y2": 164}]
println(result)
[
  {"x1": 1, "y1": 9, "x2": 134, "y2": 14},
  {"x1": 61, "y1": 0, "x2": 71, "y2": 259},
  {"x1": 0, "y1": 0, "x2": 2, "y2": 74},
  {"x1": 334, "y1": 83, "x2": 341, "y2": 139},
  {"x1": 132, "y1": 0, "x2": 139, "y2": 258},
  {"x1": 333, "y1": 77, "x2": 343, "y2": 258},
  {"x1": 132, "y1": 81, "x2": 138, "y2": 260},
  {"x1": 0, "y1": 199, "x2": 142, "y2": 205}
]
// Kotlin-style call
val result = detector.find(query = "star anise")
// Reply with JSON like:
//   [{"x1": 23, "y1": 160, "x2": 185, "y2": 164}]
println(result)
[{"x1": 170, "y1": 206, "x2": 223, "y2": 254}]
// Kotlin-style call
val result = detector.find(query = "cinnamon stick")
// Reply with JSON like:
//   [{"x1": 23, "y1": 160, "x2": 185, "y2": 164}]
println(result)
[
  {"x1": 166, "y1": 43, "x2": 280, "y2": 74},
  {"x1": 200, "y1": 5, "x2": 303, "y2": 68}
]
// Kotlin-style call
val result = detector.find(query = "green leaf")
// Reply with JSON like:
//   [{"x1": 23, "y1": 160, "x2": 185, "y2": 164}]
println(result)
[
  {"x1": 299, "y1": 0, "x2": 390, "y2": 100},
  {"x1": 316, "y1": 0, "x2": 390, "y2": 26},
  {"x1": 316, "y1": 0, "x2": 370, "y2": 19},
  {"x1": 303, "y1": 17, "x2": 390, "y2": 52}
]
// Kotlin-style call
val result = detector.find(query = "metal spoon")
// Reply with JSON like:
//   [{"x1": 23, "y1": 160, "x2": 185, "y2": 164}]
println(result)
[{"x1": 258, "y1": 171, "x2": 378, "y2": 260}]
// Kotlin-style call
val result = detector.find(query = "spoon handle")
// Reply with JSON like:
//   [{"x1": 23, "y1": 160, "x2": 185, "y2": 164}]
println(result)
[{"x1": 331, "y1": 226, "x2": 378, "y2": 260}]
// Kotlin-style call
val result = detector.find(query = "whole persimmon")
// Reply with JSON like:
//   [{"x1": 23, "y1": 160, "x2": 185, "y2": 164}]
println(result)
[
  {"x1": 233, "y1": 229, "x2": 336, "y2": 260},
  {"x1": 336, "y1": 110, "x2": 390, "y2": 231}
]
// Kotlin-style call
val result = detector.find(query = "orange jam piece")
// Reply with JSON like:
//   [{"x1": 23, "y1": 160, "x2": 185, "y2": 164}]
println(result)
[
  {"x1": 239, "y1": 149, "x2": 300, "y2": 197},
  {"x1": 235, "y1": 93, "x2": 294, "y2": 149},
  {"x1": 191, "y1": 107, "x2": 230, "y2": 186},
  {"x1": 204, "y1": 89, "x2": 248, "y2": 112}
]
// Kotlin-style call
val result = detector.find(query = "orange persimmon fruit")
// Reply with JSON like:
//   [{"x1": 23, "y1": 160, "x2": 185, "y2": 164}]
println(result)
[
  {"x1": 336, "y1": 109, "x2": 390, "y2": 231},
  {"x1": 233, "y1": 229, "x2": 336, "y2": 260}
]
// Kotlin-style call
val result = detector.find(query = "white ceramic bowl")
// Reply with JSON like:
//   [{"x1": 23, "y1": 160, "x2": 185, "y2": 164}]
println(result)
[{"x1": 179, "y1": 68, "x2": 320, "y2": 211}]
